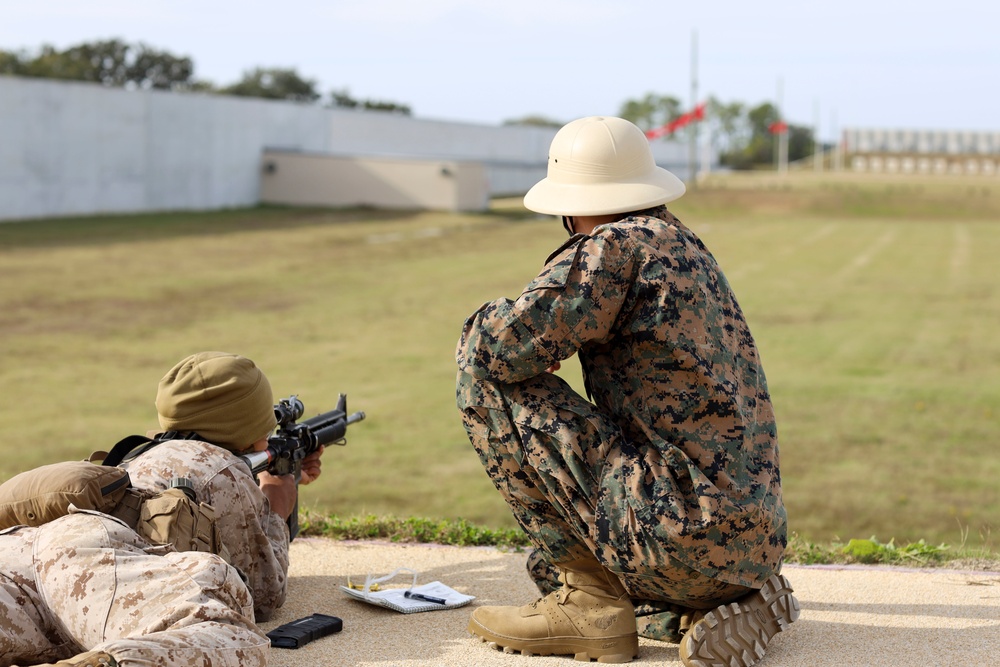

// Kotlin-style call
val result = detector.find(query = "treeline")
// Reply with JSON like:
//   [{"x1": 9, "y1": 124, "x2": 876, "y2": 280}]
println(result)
[
  {"x1": 3, "y1": 39, "x2": 817, "y2": 168},
  {"x1": 0, "y1": 38, "x2": 411, "y2": 114},
  {"x1": 506, "y1": 95, "x2": 822, "y2": 169},
  {"x1": 619, "y1": 93, "x2": 820, "y2": 169}
]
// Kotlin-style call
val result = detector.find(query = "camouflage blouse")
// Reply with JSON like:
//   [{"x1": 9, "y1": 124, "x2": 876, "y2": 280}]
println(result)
[{"x1": 120, "y1": 439, "x2": 289, "y2": 620}]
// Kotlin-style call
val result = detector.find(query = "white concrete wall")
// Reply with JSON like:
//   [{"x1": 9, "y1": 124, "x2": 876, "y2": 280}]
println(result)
[
  {"x1": 0, "y1": 76, "x2": 335, "y2": 220},
  {"x1": 0, "y1": 75, "x2": 698, "y2": 222}
]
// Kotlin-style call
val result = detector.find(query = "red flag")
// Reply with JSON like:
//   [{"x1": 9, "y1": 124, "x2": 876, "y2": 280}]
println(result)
[
  {"x1": 769, "y1": 121, "x2": 788, "y2": 134},
  {"x1": 644, "y1": 103, "x2": 706, "y2": 140}
]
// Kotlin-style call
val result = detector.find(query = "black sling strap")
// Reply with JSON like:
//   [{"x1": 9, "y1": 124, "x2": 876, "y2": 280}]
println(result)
[
  {"x1": 100, "y1": 435, "x2": 158, "y2": 467},
  {"x1": 101, "y1": 431, "x2": 203, "y2": 467}
]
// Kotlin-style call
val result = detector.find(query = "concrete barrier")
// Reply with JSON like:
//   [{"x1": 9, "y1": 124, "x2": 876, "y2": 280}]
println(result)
[{"x1": 260, "y1": 150, "x2": 488, "y2": 212}]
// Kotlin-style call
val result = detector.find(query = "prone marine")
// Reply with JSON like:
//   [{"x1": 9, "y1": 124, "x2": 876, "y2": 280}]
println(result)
[{"x1": 0, "y1": 351, "x2": 322, "y2": 667}]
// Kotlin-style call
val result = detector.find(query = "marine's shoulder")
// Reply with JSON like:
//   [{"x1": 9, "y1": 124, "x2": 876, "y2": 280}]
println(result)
[
  {"x1": 592, "y1": 207, "x2": 687, "y2": 247},
  {"x1": 599, "y1": 206, "x2": 682, "y2": 233},
  {"x1": 123, "y1": 438, "x2": 242, "y2": 475}
]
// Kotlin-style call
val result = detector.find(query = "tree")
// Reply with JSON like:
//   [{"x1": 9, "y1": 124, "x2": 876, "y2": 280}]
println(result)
[
  {"x1": 618, "y1": 93, "x2": 682, "y2": 132},
  {"x1": 736, "y1": 102, "x2": 783, "y2": 168},
  {"x1": 221, "y1": 67, "x2": 320, "y2": 102},
  {"x1": 127, "y1": 45, "x2": 195, "y2": 90},
  {"x1": 713, "y1": 101, "x2": 815, "y2": 169},
  {"x1": 786, "y1": 125, "x2": 815, "y2": 163},
  {"x1": 0, "y1": 39, "x2": 196, "y2": 90},
  {"x1": 330, "y1": 88, "x2": 359, "y2": 109},
  {"x1": 328, "y1": 88, "x2": 411, "y2": 115},
  {"x1": 704, "y1": 96, "x2": 748, "y2": 157},
  {"x1": 503, "y1": 115, "x2": 563, "y2": 128},
  {"x1": 359, "y1": 98, "x2": 411, "y2": 114},
  {"x1": 0, "y1": 49, "x2": 27, "y2": 75}
]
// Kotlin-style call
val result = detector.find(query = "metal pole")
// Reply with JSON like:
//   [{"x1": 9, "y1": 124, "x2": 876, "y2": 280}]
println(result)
[
  {"x1": 832, "y1": 109, "x2": 842, "y2": 171},
  {"x1": 814, "y1": 99, "x2": 822, "y2": 172},
  {"x1": 778, "y1": 78, "x2": 788, "y2": 174},
  {"x1": 688, "y1": 30, "x2": 699, "y2": 187},
  {"x1": 774, "y1": 77, "x2": 782, "y2": 172}
]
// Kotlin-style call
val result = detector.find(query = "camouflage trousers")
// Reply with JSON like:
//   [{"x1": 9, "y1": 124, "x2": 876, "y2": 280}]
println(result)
[
  {"x1": 457, "y1": 370, "x2": 752, "y2": 641},
  {"x1": 0, "y1": 512, "x2": 269, "y2": 667}
]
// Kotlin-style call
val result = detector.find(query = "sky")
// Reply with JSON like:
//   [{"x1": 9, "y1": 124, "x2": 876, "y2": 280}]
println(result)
[{"x1": 3, "y1": 0, "x2": 998, "y2": 142}]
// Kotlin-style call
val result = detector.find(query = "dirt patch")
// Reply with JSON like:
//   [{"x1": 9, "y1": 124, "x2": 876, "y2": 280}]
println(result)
[{"x1": 945, "y1": 558, "x2": 1000, "y2": 573}]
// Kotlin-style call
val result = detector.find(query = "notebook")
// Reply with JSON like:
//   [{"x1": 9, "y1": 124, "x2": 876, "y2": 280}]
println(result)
[{"x1": 340, "y1": 580, "x2": 475, "y2": 614}]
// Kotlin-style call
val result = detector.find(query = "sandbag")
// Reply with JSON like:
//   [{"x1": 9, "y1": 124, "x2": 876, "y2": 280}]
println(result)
[{"x1": 0, "y1": 461, "x2": 131, "y2": 530}]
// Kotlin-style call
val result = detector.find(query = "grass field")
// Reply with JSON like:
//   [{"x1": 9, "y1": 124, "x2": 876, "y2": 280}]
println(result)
[{"x1": 1, "y1": 171, "x2": 997, "y2": 556}]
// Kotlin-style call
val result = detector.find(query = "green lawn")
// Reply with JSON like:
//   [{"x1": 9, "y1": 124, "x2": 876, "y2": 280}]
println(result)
[{"x1": 1, "y1": 172, "x2": 997, "y2": 555}]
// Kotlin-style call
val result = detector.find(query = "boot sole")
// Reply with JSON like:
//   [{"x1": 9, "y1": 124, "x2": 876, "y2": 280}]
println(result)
[
  {"x1": 680, "y1": 573, "x2": 800, "y2": 667},
  {"x1": 468, "y1": 617, "x2": 639, "y2": 663}
]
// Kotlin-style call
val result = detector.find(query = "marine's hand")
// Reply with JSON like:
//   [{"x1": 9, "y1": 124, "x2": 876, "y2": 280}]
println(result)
[
  {"x1": 546, "y1": 361, "x2": 562, "y2": 373},
  {"x1": 299, "y1": 446, "x2": 325, "y2": 485},
  {"x1": 258, "y1": 470, "x2": 297, "y2": 521}
]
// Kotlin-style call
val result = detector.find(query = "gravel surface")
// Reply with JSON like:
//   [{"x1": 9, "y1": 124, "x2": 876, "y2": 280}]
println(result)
[{"x1": 260, "y1": 538, "x2": 1000, "y2": 666}]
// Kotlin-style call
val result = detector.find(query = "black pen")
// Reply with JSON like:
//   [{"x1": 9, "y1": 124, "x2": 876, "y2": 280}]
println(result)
[{"x1": 404, "y1": 591, "x2": 447, "y2": 605}]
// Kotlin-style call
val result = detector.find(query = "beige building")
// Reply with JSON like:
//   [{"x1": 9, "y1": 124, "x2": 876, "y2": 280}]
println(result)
[
  {"x1": 842, "y1": 128, "x2": 1000, "y2": 176},
  {"x1": 259, "y1": 151, "x2": 488, "y2": 212}
]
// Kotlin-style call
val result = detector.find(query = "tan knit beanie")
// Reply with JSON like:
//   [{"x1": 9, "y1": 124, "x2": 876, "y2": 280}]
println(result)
[{"x1": 155, "y1": 351, "x2": 277, "y2": 451}]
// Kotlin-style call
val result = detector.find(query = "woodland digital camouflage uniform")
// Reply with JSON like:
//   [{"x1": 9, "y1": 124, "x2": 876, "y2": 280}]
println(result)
[
  {"x1": 457, "y1": 205, "x2": 786, "y2": 626},
  {"x1": 0, "y1": 511, "x2": 267, "y2": 667}
]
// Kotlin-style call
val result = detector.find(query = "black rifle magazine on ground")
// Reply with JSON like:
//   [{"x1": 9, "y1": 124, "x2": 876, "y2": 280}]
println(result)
[{"x1": 266, "y1": 613, "x2": 344, "y2": 648}]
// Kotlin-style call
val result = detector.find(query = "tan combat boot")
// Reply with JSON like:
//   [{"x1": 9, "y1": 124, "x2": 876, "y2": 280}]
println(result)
[
  {"x1": 35, "y1": 651, "x2": 117, "y2": 667},
  {"x1": 468, "y1": 557, "x2": 639, "y2": 663},
  {"x1": 679, "y1": 573, "x2": 800, "y2": 667}
]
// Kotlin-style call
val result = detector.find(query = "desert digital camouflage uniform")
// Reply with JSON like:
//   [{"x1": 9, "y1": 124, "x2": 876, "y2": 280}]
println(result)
[
  {"x1": 119, "y1": 439, "x2": 289, "y2": 621},
  {"x1": 457, "y1": 205, "x2": 786, "y2": 615},
  {"x1": 0, "y1": 511, "x2": 267, "y2": 667}
]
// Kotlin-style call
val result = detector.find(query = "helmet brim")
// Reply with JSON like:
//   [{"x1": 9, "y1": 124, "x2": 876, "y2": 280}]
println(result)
[{"x1": 523, "y1": 165, "x2": 686, "y2": 216}]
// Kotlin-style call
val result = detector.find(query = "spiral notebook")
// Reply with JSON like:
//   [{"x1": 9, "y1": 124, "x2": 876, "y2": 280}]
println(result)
[{"x1": 339, "y1": 569, "x2": 475, "y2": 614}]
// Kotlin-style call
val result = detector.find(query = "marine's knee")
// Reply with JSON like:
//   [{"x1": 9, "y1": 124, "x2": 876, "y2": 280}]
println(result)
[
  {"x1": 456, "y1": 369, "x2": 508, "y2": 412},
  {"x1": 165, "y1": 551, "x2": 255, "y2": 621}
]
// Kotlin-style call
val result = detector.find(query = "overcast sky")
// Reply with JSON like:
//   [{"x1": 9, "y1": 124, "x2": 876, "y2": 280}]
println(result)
[{"x1": 3, "y1": 1, "x2": 998, "y2": 141}]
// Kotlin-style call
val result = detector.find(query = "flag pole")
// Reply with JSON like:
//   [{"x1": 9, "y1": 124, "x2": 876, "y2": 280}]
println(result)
[
  {"x1": 814, "y1": 99, "x2": 822, "y2": 172},
  {"x1": 774, "y1": 77, "x2": 781, "y2": 171},
  {"x1": 776, "y1": 76, "x2": 788, "y2": 174},
  {"x1": 688, "y1": 29, "x2": 698, "y2": 187}
]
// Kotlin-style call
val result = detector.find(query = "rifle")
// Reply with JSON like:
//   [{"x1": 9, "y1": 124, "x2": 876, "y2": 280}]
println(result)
[{"x1": 241, "y1": 394, "x2": 365, "y2": 539}]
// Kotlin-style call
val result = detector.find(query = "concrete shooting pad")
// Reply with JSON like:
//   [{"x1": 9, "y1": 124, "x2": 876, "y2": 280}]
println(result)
[{"x1": 260, "y1": 538, "x2": 1000, "y2": 666}]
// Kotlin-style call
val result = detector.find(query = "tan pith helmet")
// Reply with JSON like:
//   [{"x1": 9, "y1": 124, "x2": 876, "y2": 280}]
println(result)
[{"x1": 524, "y1": 116, "x2": 686, "y2": 216}]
